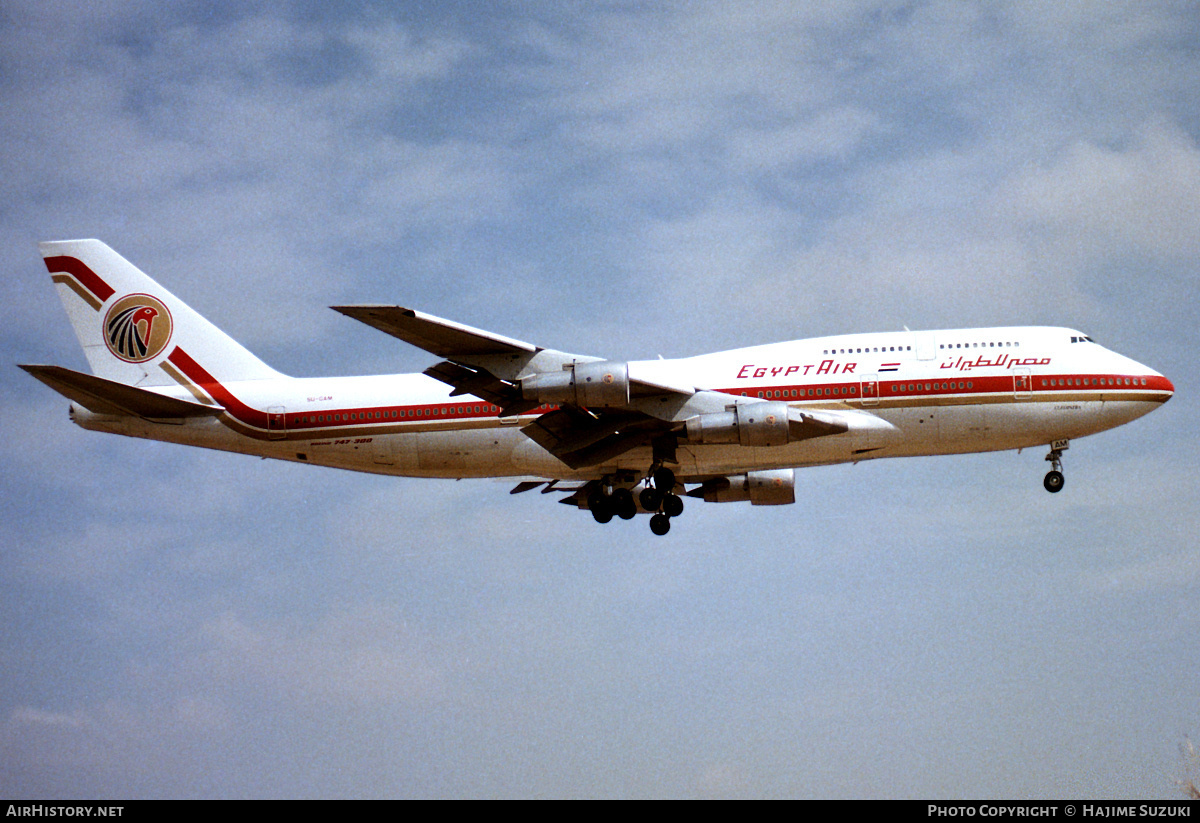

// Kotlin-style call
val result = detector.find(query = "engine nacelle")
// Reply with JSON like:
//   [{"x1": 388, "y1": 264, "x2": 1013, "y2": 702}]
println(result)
[
  {"x1": 685, "y1": 401, "x2": 792, "y2": 447},
  {"x1": 692, "y1": 469, "x2": 796, "y2": 506},
  {"x1": 520, "y1": 360, "x2": 631, "y2": 408}
]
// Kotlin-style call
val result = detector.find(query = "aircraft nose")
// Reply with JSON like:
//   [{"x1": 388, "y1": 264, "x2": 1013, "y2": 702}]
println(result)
[{"x1": 1145, "y1": 370, "x2": 1175, "y2": 402}]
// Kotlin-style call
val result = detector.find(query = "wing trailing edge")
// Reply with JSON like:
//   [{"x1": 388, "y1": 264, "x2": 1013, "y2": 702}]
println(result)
[
  {"x1": 331, "y1": 303, "x2": 601, "y2": 384},
  {"x1": 330, "y1": 304, "x2": 538, "y2": 359},
  {"x1": 421, "y1": 360, "x2": 539, "y2": 416}
]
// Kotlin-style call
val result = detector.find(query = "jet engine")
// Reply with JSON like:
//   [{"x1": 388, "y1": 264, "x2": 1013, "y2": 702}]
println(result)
[
  {"x1": 520, "y1": 361, "x2": 630, "y2": 408},
  {"x1": 689, "y1": 469, "x2": 796, "y2": 505},
  {"x1": 685, "y1": 402, "x2": 847, "y2": 447}
]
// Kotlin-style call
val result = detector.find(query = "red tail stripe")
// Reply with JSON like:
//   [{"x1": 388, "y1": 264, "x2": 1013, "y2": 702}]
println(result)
[
  {"x1": 167, "y1": 347, "x2": 269, "y2": 429},
  {"x1": 44, "y1": 256, "x2": 115, "y2": 302}
]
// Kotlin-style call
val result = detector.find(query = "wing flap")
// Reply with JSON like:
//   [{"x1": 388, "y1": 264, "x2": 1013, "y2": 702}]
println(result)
[
  {"x1": 20, "y1": 364, "x2": 223, "y2": 420},
  {"x1": 520, "y1": 407, "x2": 623, "y2": 456},
  {"x1": 509, "y1": 481, "x2": 545, "y2": 494},
  {"x1": 421, "y1": 360, "x2": 539, "y2": 416},
  {"x1": 521, "y1": 407, "x2": 667, "y2": 469}
]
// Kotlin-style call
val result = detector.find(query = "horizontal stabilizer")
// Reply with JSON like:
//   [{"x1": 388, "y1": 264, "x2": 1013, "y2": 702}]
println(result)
[{"x1": 20, "y1": 364, "x2": 223, "y2": 420}]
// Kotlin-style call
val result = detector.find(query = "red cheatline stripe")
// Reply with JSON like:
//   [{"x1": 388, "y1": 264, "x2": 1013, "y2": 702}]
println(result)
[
  {"x1": 163, "y1": 345, "x2": 527, "y2": 437},
  {"x1": 166, "y1": 347, "x2": 270, "y2": 430},
  {"x1": 166, "y1": 343, "x2": 1176, "y2": 437},
  {"x1": 43, "y1": 256, "x2": 115, "y2": 302},
  {"x1": 717, "y1": 373, "x2": 1173, "y2": 401}
]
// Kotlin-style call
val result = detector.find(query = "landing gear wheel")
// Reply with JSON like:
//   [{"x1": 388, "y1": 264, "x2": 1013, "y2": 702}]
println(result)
[
  {"x1": 1043, "y1": 442, "x2": 1067, "y2": 494},
  {"x1": 612, "y1": 488, "x2": 637, "y2": 520},
  {"x1": 638, "y1": 487, "x2": 663, "y2": 512},
  {"x1": 653, "y1": 467, "x2": 676, "y2": 494},
  {"x1": 588, "y1": 489, "x2": 614, "y2": 523},
  {"x1": 661, "y1": 493, "x2": 684, "y2": 518},
  {"x1": 649, "y1": 513, "x2": 671, "y2": 535}
]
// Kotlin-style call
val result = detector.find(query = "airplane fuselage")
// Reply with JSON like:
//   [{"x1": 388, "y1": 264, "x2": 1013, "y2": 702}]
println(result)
[{"x1": 70, "y1": 325, "x2": 1172, "y2": 481}]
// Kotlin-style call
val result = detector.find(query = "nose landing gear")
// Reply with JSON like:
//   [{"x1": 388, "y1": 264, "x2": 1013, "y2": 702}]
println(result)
[{"x1": 1043, "y1": 440, "x2": 1068, "y2": 493}]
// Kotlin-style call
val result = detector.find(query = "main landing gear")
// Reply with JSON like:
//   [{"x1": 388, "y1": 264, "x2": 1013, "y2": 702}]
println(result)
[
  {"x1": 1043, "y1": 440, "x2": 1068, "y2": 493},
  {"x1": 587, "y1": 486, "x2": 635, "y2": 523},
  {"x1": 586, "y1": 466, "x2": 685, "y2": 535},
  {"x1": 646, "y1": 466, "x2": 683, "y2": 535}
]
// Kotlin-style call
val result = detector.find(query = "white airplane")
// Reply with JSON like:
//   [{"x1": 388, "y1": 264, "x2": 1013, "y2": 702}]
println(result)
[{"x1": 22, "y1": 240, "x2": 1174, "y2": 535}]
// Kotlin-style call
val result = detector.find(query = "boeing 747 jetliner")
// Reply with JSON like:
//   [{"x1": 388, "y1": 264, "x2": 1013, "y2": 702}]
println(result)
[{"x1": 22, "y1": 240, "x2": 1174, "y2": 535}]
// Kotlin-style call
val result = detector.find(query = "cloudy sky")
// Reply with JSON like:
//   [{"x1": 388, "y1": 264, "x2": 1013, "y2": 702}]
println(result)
[{"x1": 2, "y1": 0, "x2": 1198, "y2": 799}]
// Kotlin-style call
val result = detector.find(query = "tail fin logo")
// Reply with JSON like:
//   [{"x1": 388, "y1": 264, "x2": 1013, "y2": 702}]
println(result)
[{"x1": 104, "y1": 294, "x2": 172, "y2": 363}]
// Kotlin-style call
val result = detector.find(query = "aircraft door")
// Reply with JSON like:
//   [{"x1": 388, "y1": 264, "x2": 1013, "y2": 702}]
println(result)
[
  {"x1": 267, "y1": 405, "x2": 286, "y2": 440},
  {"x1": 915, "y1": 332, "x2": 937, "y2": 361},
  {"x1": 1013, "y1": 368, "x2": 1032, "y2": 400},
  {"x1": 859, "y1": 374, "x2": 879, "y2": 407}
]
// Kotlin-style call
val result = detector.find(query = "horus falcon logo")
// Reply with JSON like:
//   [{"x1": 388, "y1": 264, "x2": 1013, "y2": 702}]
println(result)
[{"x1": 103, "y1": 294, "x2": 172, "y2": 363}]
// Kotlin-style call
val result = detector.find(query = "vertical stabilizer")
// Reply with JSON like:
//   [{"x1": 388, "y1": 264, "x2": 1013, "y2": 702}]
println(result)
[{"x1": 40, "y1": 239, "x2": 285, "y2": 388}]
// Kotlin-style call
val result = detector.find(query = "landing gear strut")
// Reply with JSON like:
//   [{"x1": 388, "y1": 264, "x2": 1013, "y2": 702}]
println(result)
[{"x1": 1043, "y1": 440, "x2": 1067, "y2": 493}]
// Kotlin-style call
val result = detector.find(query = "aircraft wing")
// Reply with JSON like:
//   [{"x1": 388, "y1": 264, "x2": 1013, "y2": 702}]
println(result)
[
  {"x1": 330, "y1": 305, "x2": 540, "y2": 360},
  {"x1": 333, "y1": 303, "x2": 600, "y2": 416},
  {"x1": 333, "y1": 304, "x2": 861, "y2": 468},
  {"x1": 332, "y1": 303, "x2": 689, "y2": 416}
]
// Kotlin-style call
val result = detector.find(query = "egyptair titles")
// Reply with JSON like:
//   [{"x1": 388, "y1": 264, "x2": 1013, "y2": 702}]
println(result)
[
  {"x1": 736, "y1": 359, "x2": 857, "y2": 379},
  {"x1": 941, "y1": 353, "x2": 1051, "y2": 371},
  {"x1": 735, "y1": 353, "x2": 1052, "y2": 381}
]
